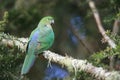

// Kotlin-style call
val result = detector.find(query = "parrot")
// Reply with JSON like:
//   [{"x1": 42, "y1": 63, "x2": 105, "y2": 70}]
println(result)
[{"x1": 21, "y1": 16, "x2": 55, "y2": 77}]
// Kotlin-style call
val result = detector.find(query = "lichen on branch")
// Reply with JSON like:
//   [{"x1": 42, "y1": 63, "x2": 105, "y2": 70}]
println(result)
[{"x1": 0, "y1": 32, "x2": 28, "y2": 52}]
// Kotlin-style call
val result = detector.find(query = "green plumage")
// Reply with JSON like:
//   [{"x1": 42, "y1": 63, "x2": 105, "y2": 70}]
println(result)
[{"x1": 21, "y1": 16, "x2": 54, "y2": 76}]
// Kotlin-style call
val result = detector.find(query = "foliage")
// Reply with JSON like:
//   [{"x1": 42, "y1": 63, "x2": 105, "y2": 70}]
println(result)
[
  {"x1": 103, "y1": 0, "x2": 120, "y2": 29},
  {"x1": 89, "y1": 32, "x2": 120, "y2": 69},
  {"x1": 76, "y1": 71, "x2": 96, "y2": 80},
  {"x1": 0, "y1": 45, "x2": 24, "y2": 80}
]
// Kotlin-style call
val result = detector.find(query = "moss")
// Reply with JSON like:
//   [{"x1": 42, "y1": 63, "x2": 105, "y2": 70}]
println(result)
[{"x1": 0, "y1": 11, "x2": 8, "y2": 31}]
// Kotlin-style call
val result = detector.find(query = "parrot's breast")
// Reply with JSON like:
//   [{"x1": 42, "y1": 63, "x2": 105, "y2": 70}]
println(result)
[{"x1": 39, "y1": 26, "x2": 54, "y2": 50}]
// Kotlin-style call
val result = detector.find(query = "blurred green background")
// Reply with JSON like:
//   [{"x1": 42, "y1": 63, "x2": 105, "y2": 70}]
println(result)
[{"x1": 0, "y1": 0, "x2": 120, "y2": 80}]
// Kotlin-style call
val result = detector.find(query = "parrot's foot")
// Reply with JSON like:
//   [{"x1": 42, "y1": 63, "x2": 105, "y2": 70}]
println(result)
[{"x1": 47, "y1": 58, "x2": 52, "y2": 68}]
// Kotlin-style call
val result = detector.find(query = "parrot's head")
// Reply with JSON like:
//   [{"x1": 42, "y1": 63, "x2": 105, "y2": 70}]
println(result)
[{"x1": 40, "y1": 16, "x2": 54, "y2": 25}]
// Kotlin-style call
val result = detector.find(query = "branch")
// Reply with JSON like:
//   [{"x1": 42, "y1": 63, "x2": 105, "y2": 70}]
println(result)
[
  {"x1": 88, "y1": 0, "x2": 116, "y2": 48},
  {"x1": 112, "y1": 19, "x2": 120, "y2": 35},
  {"x1": 0, "y1": 32, "x2": 120, "y2": 80}
]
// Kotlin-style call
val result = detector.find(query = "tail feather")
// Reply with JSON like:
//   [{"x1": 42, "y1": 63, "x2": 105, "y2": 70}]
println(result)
[{"x1": 21, "y1": 54, "x2": 36, "y2": 75}]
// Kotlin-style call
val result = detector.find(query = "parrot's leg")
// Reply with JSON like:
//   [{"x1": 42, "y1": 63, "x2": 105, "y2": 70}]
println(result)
[{"x1": 47, "y1": 58, "x2": 52, "y2": 68}]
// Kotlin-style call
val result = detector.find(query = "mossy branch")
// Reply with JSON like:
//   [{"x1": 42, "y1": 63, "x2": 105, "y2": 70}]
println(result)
[
  {"x1": 0, "y1": 32, "x2": 120, "y2": 80},
  {"x1": 0, "y1": 32, "x2": 28, "y2": 52}
]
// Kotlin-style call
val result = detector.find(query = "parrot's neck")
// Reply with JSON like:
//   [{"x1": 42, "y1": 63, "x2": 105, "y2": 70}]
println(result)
[{"x1": 37, "y1": 23, "x2": 52, "y2": 29}]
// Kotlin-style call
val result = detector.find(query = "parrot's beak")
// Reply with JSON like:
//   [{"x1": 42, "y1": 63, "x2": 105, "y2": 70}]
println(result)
[{"x1": 51, "y1": 20, "x2": 54, "y2": 24}]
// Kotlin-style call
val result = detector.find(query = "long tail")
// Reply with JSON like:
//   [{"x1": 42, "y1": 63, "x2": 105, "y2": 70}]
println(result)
[{"x1": 21, "y1": 54, "x2": 36, "y2": 75}]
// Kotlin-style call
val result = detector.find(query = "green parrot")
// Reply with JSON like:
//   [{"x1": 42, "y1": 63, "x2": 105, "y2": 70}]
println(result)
[{"x1": 21, "y1": 16, "x2": 54, "y2": 76}]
